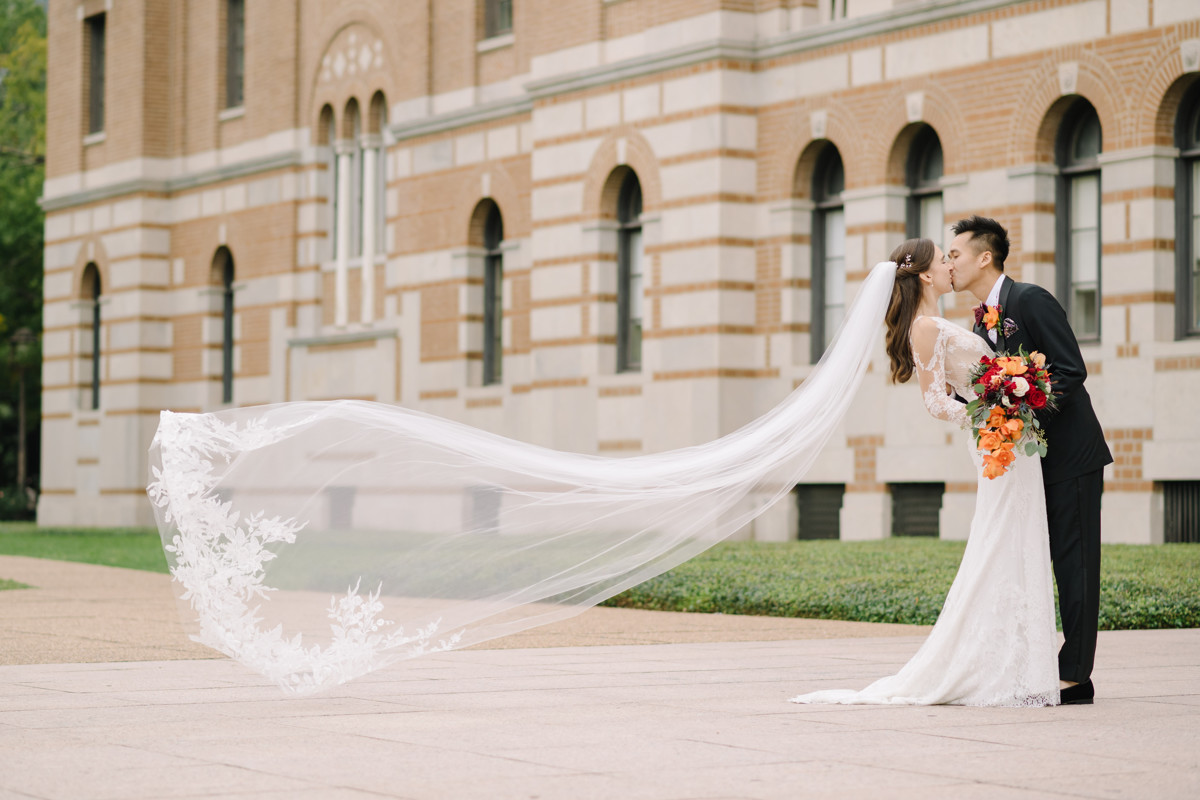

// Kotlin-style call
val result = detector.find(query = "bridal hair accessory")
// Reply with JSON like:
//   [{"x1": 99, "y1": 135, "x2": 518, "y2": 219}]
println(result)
[
  {"x1": 966, "y1": 347, "x2": 1056, "y2": 479},
  {"x1": 147, "y1": 262, "x2": 904, "y2": 694}
]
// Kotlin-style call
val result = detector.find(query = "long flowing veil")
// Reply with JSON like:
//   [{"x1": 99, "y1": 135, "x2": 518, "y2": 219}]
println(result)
[{"x1": 147, "y1": 261, "x2": 899, "y2": 694}]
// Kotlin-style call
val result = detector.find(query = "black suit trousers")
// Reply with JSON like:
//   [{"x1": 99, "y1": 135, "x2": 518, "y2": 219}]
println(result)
[{"x1": 1045, "y1": 468, "x2": 1104, "y2": 683}]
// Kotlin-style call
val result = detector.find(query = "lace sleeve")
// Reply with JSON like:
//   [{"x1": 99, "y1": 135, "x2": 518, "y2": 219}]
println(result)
[{"x1": 911, "y1": 319, "x2": 971, "y2": 429}]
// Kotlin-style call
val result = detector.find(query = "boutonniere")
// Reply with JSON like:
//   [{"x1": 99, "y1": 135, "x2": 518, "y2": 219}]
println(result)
[{"x1": 973, "y1": 303, "x2": 1018, "y2": 337}]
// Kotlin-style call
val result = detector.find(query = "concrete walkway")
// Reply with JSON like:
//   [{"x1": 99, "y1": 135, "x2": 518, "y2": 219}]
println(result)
[{"x1": 1, "y1": 557, "x2": 1198, "y2": 799}]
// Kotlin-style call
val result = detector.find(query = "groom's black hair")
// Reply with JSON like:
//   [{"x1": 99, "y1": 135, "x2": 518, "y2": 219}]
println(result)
[{"x1": 951, "y1": 215, "x2": 1009, "y2": 272}]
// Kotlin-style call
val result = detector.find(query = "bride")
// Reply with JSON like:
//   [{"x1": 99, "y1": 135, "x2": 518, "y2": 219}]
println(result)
[
  {"x1": 789, "y1": 238, "x2": 1060, "y2": 707},
  {"x1": 148, "y1": 240, "x2": 1056, "y2": 699}
]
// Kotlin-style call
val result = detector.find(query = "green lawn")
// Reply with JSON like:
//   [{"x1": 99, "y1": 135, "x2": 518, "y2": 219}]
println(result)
[
  {"x1": 1, "y1": 523, "x2": 1196, "y2": 630},
  {"x1": 0, "y1": 522, "x2": 167, "y2": 574}
]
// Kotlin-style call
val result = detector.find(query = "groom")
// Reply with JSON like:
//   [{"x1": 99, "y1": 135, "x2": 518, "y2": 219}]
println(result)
[{"x1": 947, "y1": 216, "x2": 1112, "y2": 705}]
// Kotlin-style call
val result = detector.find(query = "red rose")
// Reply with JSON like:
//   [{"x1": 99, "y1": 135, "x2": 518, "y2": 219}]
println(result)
[{"x1": 1027, "y1": 388, "x2": 1047, "y2": 409}]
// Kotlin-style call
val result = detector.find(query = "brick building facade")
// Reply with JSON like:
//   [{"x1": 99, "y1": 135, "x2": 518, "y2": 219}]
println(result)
[{"x1": 40, "y1": 0, "x2": 1200, "y2": 543}]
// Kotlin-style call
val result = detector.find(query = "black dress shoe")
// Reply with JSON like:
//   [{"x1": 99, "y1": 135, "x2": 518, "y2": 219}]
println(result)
[{"x1": 1059, "y1": 679, "x2": 1094, "y2": 705}]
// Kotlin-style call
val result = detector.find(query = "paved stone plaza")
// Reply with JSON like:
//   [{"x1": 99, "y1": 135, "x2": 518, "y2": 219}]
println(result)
[{"x1": 1, "y1": 557, "x2": 1197, "y2": 799}]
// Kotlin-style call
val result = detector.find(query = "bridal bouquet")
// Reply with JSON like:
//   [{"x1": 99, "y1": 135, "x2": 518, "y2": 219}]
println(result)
[{"x1": 965, "y1": 348, "x2": 1057, "y2": 480}]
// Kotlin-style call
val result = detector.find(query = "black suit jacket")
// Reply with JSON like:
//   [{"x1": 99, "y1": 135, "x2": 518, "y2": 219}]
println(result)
[{"x1": 973, "y1": 276, "x2": 1113, "y2": 485}]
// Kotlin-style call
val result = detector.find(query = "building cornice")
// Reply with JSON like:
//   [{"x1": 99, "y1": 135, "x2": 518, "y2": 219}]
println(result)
[
  {"x1": 40, "y1": 149, "x2": 306, "y2": 212},
  {"x1": 391, "y1": 96, "x2": 534, "y2": 143},
  {"x1": 396, "y1": 0, "x2": 1025, "y2": 141}
]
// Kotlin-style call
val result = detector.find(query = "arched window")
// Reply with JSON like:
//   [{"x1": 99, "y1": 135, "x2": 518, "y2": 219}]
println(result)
[
  {"x1": 482, "y1": 203, "x2": 504, "y2": 385},
  {"x1": 1176, "y1": 82, "x2": 1200, "y2": 339},
  {"x1": 617, "y1": 171, "x2": 644, "y2": 373},
  {"x1": 368, "y1": 92, "x2": 387, "y2": 256},
  {"x1": 214, "y1": 247, "x2": 235, "y2": 403},
  {"x1": 906, "y1": 126, "x2": 944, "y2": 243},
  {"x1": 82, "y1": 263, "x2": 101, "y2": 410},
  {"x1": 318, "y1": 104, "x2": 335, "y2": 256},
  {"x1": 348, "y1": 101, "x2": 363, "y2": 259},
  {"x1": 1056, "y1": 100, "x2": 1102, "y2": 340},
  {"x1": 811, "y1": 143, "x2": 845, "y2": 361}
]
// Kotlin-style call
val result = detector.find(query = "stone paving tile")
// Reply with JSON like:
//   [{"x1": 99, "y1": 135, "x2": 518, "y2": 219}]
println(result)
[{"x1": 1, "y1": 628, "x2": 1197, "y2": 798}]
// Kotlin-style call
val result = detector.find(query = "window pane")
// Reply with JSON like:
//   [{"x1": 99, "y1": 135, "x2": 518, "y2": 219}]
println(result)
[
  {"x1": 1070, "y1": 173, "x2": 1098, "y2": 229},
  {"x1": 1072, "y1": 111, "x2": 1101, "y2": 163},
  {"x1": 485, "y1": 254, "x2": 503, "y2": 384},
  {"x1": 377, "y1": 147, "x2": 387, "y2": 252},
  {"x1": 487, "y1": 0, "x2": 513, "y2": 37},
  {"x1": 920, "y1": 194, "x2": 944, "y2": 245},
  {"x1": 629, "y1": 229, "x2": 644, "y2": 324},
  {"x1": 824, "y1": 208, "x2": 845, "y2": 347},
  {"x1": 226, "y1": 0, "x2": 245, "y2": 108},
  {"x1": 1192, "y1": 161, "x2": 1200, "y2": 330},
  {"x1": 1072, "y1": 285, "x2": 1099, "y2": 337},
  {"x1": 1070, "y1": 229, "x2": 1098, "y2": 284},
  {"x1": 1068, "y1": 173, "x2": 1100, "y2": 339},
  {"x1": 88, "y1": 16, "x2": 106, "y2": 134},
  {"x1": 353, "y1": 147, "x2": 363, "y2": 257}
]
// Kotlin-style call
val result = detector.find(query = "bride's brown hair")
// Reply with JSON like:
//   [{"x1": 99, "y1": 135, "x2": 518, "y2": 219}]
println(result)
[{"x1": 884, "y1": 237, "x2": 937, "y2": 384}]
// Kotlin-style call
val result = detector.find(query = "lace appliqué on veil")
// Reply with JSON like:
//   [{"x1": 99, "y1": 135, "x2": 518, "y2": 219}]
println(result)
[{"x1": 147, "y1": 411, "x2": 463, "y2": 695}]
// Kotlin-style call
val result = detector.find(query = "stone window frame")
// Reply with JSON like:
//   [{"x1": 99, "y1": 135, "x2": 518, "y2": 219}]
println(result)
[
  {"x1": 1055, "y1": 99, "x2": 1103, "y2": 342},
  {"x1": 810, "y1": 142, "x2": 845, "y2": 363}
]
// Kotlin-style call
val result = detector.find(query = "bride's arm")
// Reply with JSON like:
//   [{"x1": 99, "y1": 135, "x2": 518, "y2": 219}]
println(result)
[{"x1": 911, "y1": 319, "x2": 971, "y2": 429}]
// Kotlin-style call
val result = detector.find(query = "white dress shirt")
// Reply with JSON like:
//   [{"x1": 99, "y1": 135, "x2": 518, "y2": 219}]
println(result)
[{"x1": 984, "y1": 274, "x2": 1006, "y2": 344}]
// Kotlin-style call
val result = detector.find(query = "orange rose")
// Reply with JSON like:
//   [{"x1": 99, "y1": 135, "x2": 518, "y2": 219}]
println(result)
[
  {"x1": 996, "y1": 357, "x2": 1028, "y2": 376},
  {"x1": 978, "y1": 430, "x2": 1004, "y2": 452},
  {"x1": 982, "y1": 457, "x2": 1007, "y2": 480},
  {"x1": 983, "y1": 307, "x2": 1000, "y2": 329},
  {"x1": 1028, "y1": 351, "x2": 1047, "y2": 369},
  {"x1": 1002, "y1": 418, "x2": 1024, "y2": 441},
  {"x1": 993, "y1": 442, "x2": 1016, "y2": 466},
  {"x1": 987, "y1": 407, "x2": 1009, "y2": 428}
]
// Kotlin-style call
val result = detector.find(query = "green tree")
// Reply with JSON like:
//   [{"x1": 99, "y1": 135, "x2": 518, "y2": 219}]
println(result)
[{"x1": 0, "y1": 0, "x2": 47, "y2": 518}]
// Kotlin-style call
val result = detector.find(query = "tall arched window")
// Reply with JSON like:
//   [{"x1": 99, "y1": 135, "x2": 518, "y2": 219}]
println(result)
[
  {"x1": 483, "y1": 203, "x2": 504, "y2": 385},
  {"x1": 617, "y1": 171, "x2": 644, "y2": 373},
  {"x1": 811, "y1": 143, "x2": 845, "y2": 361},
  {"x1": 348, "y1": 101, "x2": 364, "y2": 259},
  {"x1": 1056, "y1": 100, "x2": 1102, "y2": 340},
  {"x1": 82, "y1": 263, "x2": 101, "y2": 410},
  {"x1": 214, "y1": 247, "x2": 235, "y2": 404},
  {"x1": 318, "y1": 104, "x2": 336, "y2": 256},
  {"x1": 907, "y1": 126, "x2": 944, "y2": 243},
  {"x1": 1176, "y1": 82, "x2": 1200, "y2": 339}
]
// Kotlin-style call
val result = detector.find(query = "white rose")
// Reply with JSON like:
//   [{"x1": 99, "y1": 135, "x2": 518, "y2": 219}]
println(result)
[{"x1": 1011, "y1": 376, "x2": 1030, "y2": 397}]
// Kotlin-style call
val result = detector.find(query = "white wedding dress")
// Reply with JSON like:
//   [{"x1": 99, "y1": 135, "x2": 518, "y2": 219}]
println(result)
[{"x1": 790, "y1": 315, "x2": 1060, "y2": 707}]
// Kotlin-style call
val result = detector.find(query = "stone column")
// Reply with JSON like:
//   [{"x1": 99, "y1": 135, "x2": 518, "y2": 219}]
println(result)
[{"x1": 359, "y1": 135, "x2": 381, "y2": 325}]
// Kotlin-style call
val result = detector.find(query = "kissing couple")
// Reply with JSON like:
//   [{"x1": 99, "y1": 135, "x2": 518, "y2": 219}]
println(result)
[{"x1": 791, "y1": 216, "x2": 1112, "y2": 707}]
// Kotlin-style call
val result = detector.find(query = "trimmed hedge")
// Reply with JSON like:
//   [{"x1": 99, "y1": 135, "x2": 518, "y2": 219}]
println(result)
[
  {"x1": 2, "y1": 524, "x2": 1196, "y2": 629},
  {"x1": 604, "y1": 539, "x2": 1200, "y2": 631}
]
